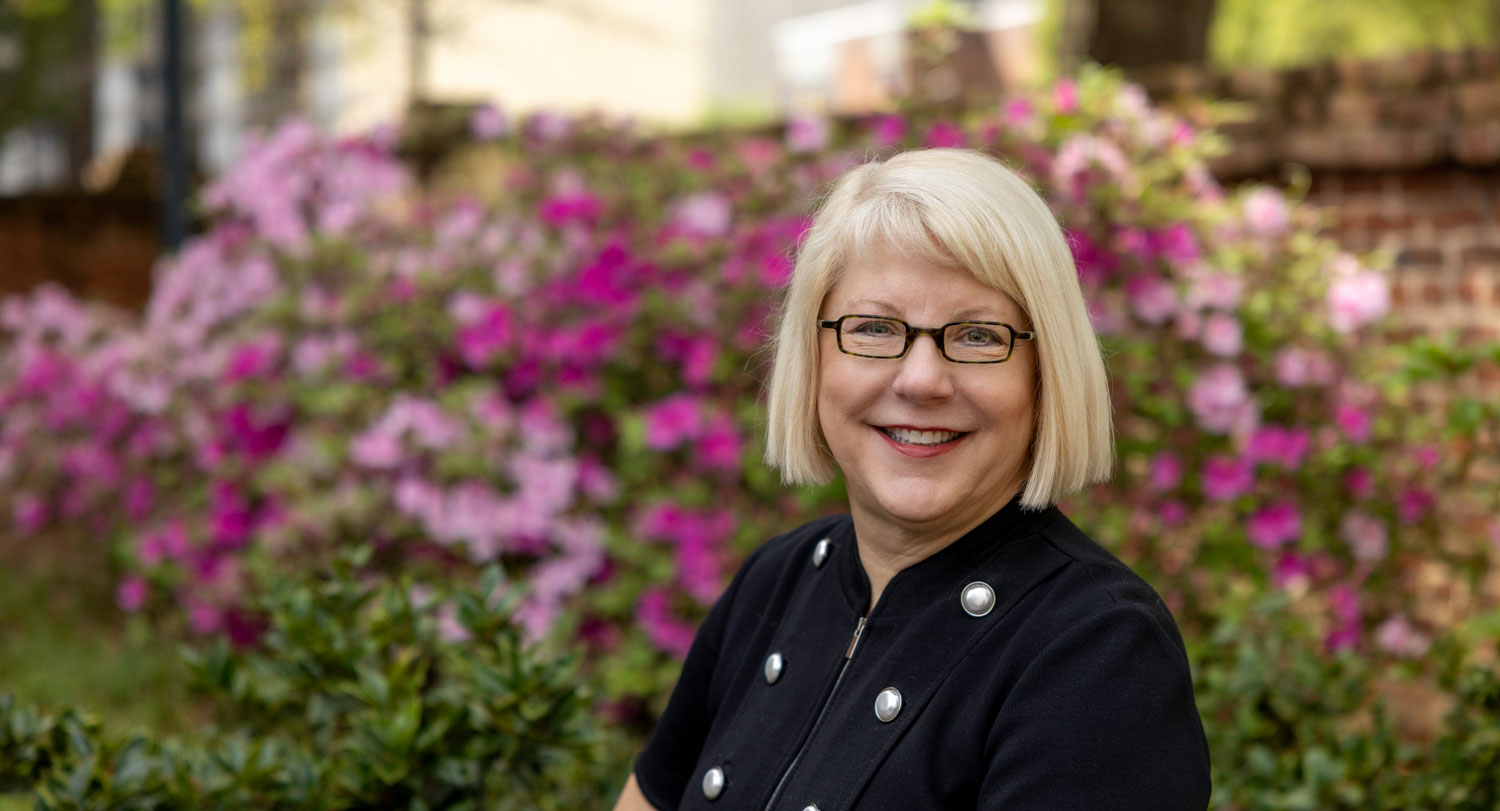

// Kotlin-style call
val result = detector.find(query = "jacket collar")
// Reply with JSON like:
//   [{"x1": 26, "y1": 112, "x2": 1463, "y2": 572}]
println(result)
[{"x1": 833, "y1": 495, "x2": 1056, "y2": 618}]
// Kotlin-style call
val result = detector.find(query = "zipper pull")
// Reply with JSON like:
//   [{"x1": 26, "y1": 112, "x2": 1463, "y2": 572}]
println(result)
[{"x1": 845, "y1": 616, "x2": 867, "y2": 659}]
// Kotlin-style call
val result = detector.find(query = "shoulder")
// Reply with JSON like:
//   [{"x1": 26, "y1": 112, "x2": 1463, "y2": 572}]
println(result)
[
  {"x1": 728, "y1": 512, "x2": 848, "y2": 595},
  {"x1": 1020, "y1": 508, "x2": 1189, "y2": 662}
]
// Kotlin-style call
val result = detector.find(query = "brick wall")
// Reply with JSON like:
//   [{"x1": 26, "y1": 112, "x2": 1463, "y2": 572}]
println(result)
[{"x1": 1135, "y1": 48, "x2": 1500, "y2": 342}]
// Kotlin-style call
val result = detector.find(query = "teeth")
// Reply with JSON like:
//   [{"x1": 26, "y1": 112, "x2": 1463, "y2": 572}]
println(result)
[{"x1": 882, "y1": 427, "x2": 962, "y2": 446}]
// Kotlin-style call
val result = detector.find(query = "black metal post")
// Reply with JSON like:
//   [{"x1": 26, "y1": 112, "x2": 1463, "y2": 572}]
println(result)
[{"x1": 160, "y1": 0, "x2": 187, "y2": 252}]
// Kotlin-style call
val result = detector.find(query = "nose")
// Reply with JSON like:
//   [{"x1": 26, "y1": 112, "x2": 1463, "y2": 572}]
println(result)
[{"x1": 891, "y1": 333, "x2": 954, "y2": 402}]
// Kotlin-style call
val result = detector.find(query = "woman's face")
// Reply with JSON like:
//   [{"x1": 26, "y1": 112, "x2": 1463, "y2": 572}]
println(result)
[{"x1": 818, "y1": 245, "x2": 1037, "y2": 540}]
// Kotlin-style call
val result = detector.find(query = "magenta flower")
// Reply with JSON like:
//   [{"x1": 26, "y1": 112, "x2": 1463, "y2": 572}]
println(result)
[
  {"x1": 1272, "y1": 552, "x2": 1311, "y2": 589},
  {"x1": 644, "y1": 394, "x2": 705, "y2": 450},
  {"x1": 456, "y1": 302, "x2": 514, "y2": 369},
  {"x1": 637, "y1": 588, "x2": 696, "y2": 658},
  {"x1": 1067, "y1": 230, "x2": 1119, "y2": 285},
  {"x1": 1335, "y1": 404, "x2": 1372, "y2": 442},
  {"x1": 676, "y1": 537, "x2": 723, "y2": 604},
  {"x1": 125, "y1": 477, "x2": 155, "y2": 521},
  {"x1": 696, "y1": 413, "x2": 744, "y2": 472},
  {"x1": 1053, "y1": 78, "x2": 1079, "y2": 113},
  {"x1": 1339, "y1": 509, "x2": 1388, "y2": 562},
  {"x1": 1247, "y1": 501, "x2": 1302, "y2": 549},
  {"x1": 1186, "y1": 364, "x2": 1256, "y2": 435},
  {"x1": 1325, "y1": 584, "x2": 1361, "y2": 653},
  {"x1": 1184, "y1": 272, "x2": 1245, "y2": 311},
  {"x1": 1004, "y1": 99, "x2": 1034, "y2": 127},
  {"x1": 871, "y1": 114, "x2": 906, "y2": 146},
  {"x1": 1398, "y1": 488, "x2": 1434, "y2": 524},
  {"x1": 1147, "y1": 452, "x2": 1183, "y2": 492},
  {"x1": 1201, "y1": 456, "x2": 1254, "y2": 501},
  {"x1": 538, "y1": 191, "x2": 603, "y2": 227},
  {"x1": 1344, "y1": 467, "x2": 1375, "y2": 500},
  {"x1": 924, "y1": 121, "x2": 966, "y2": 148},
  {"x1": 1159, "y1": 500, "x2": 1188, "y2": 526},
  {"x1": 1245, "y1": 424, "x2": 1310, "y2": 471},
  {"x1": 1156, "y1": 223, "x2": 1202, "y2": 266}
]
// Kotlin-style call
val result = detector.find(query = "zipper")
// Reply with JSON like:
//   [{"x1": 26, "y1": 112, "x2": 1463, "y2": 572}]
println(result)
[{"x1": 762, "y1": 616, "x2": 867, "y2": 811}]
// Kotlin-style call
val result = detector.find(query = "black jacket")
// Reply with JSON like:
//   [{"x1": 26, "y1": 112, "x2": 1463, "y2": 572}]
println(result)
[{"x1": 634, "y1": 498, "x2": 1211, "y2": 810}]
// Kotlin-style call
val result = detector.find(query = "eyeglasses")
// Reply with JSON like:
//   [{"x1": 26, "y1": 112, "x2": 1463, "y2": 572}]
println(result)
[{"x1": 818, "y1": 314, "x2": 1035, "y2": 364}]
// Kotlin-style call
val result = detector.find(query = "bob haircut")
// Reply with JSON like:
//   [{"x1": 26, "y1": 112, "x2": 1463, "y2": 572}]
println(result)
[{"x1": 764, "y1": 148, "x2": 1113, "y2": 510}]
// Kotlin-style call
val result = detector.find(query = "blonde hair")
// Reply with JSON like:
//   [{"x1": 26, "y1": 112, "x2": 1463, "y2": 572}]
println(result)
[{"x1": 763, "y1": 149, "x2": 1113, "y2": 509}]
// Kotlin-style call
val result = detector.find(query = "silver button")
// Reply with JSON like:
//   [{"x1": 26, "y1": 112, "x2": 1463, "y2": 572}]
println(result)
[
  {"x1": 961, "y1": 581, "x2": 996, "y2": 617},
  {"x1": 874, "y1": 687, "x2": 903, "y2": 722},
  {"x1": 764, "y1": 651, "x2": 785, "y2": 684},
  {"x1": 812, "y1": 538, "x2": 831, "y2": 568},
  {"x1": 803, "y1": 805, "x2": 821, "y2": 811},
  {"x1": 702, "y1": 766, "x2": 725, "y2": 800}
]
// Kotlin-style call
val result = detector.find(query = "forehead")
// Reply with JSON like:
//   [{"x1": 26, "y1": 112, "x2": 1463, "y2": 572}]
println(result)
[{"x1": 826, "y1": 247, "x2": 1024, "y2": 322}]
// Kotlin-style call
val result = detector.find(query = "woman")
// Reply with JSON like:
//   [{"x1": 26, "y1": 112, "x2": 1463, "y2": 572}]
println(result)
[{"x1": 614, "y1": 149, "x2": 1211, "y2": 810}]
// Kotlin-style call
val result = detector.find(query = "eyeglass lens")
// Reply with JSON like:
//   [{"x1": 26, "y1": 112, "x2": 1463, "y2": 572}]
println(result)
[{"x1": 838, "y1": 316, "x2": 1013, "y2": 362}]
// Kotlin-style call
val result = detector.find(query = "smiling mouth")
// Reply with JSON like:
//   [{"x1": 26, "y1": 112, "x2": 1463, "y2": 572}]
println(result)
[{"x1": 877, "y1": 426, "x2": 969, "y2": 446}]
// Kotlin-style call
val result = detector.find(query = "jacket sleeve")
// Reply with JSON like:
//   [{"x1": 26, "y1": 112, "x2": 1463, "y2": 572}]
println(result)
[
  {"x1": 633, "y1": 542, "x2": 767, "y2": 810},
  {"x1": 978, "y1": 601, "x2": 1211, "y2": 811}
]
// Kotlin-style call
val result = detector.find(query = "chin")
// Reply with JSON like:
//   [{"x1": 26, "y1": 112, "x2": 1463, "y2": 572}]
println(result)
[{"x1": 868, "y1": 482, "x2": 958, "y2": 526}]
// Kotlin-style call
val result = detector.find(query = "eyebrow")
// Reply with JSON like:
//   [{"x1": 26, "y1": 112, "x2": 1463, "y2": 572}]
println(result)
[{"x1": 848, "y1": 299, "x2": 1009, "y2": 322}]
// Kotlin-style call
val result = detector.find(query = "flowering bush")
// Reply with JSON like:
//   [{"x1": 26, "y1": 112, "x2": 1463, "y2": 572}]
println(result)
[{"x1": 2, "y1": 68, "x2": 1497, "y2": 731}]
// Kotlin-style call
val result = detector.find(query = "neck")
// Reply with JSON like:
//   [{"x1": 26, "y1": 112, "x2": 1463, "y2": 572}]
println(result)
[{"x1": 850, "y1": 486, "x2": 1021, "y2": 613}]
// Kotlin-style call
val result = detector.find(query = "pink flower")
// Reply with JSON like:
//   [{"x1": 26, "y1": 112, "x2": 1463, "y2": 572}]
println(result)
[
  {"x1": 676, "y1": 537, "x2": 723, "y2": 604},
  {"x1": 1053, "y1": 78, "x2": 1078, "y2": 113},
  {"x1": 1243, "y1": 187, "x2": 1290, "y2": 236},
  {"x1": 1185, "y1": 272, "x2": 1244, "y2": 311},
  {"x1": 1274, "y1": 347, "x2": 1336, "y2": 388},
  {"x1": 1004, "y1": 99, "x2": 1034, "y2": 128},
  {"x1": 12, "y1": 491, "x2": 49, "y2": 534},
  {"x1": 1067, "y1": 230, "x2": 1119, "y2": 285},
  {"x1": 1247, "y1": 501, "x2": 1302, "y2": 549},
  {"x1": 1398, "y1": 488, "x2": 1434, "y2": 524},
  {"x1": 538, "y1": 191, "x2": 603, "y2": 226},
  {"x1": 1201, "y1": 456, "x2": 1255, "y2": 501},
  {"x1": 785, "y1": 114, "x2": 829, "y2": 153},
  {"x1": 1339, "y1": 510, "x2": 1388, "y2": 562},
  {"x1": 637, "y1": 588, "x2": 696, "y2": 658},
  {"x1": 1244, "y1": 424, "x2": 1310, "y2": 471},
  {"x1": 470, "y1": 103, "x2": 509, "y2": 140},
  {"x1": 644, "y1": 394, "x2": 704, "y2": 450},
  {"x1": 350, "y1": 429, "x2": 403, "y2": 469},
  {"x1": 223, "y1": 338, "x2": 280, "y2": 383},
  {"x1": 1344, "y1": 467, "x2": 1374, "y2": 500},
  {"x1": 1335, "y1": 404, "x2": 1372, "y2": 442},
  {"x1": 674, "y1": 191, "x2": 733, "y2": 237},
  {"x1": 1160, "y1": 500, "x2": 1188, "y2": 526},
  {"x1": 1415, "y1": 445, "x2": 1440, "y2": 469},
  {"x1": 116, "y1": 575, "x2": 148, "y2": 612},
  {"x1": 1124, "y1": 274, "x2": 1177, "y2": 325},
  {"x1": 1187, "y1": 364, "x2": 1256, "y2": 435},
  {"x1": 1326, "y1": 254, "x2": 1390, "y2": 333},
  {"x1": 1147, "y1": 452, "x2": 1183, "y2": 492},
  {"x1": 1375, "y1": 614, "x2": 1431, "y2": 658},
  {"x1": 1201, "y1": 312, "x2": 1243, "y2": 356}
]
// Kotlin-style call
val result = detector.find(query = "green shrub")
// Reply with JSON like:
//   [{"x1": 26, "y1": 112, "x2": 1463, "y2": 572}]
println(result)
[{"x1": 0, "y1": 551, "x2": 623, "y2": 810}]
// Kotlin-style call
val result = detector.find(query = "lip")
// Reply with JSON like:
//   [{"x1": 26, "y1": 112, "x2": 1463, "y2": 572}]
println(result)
[{"x1": 871, "y1": 424, "x2": 970, "y2": 458}]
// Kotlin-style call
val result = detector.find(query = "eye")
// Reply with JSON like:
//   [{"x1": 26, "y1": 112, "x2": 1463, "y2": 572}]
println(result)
[
  {"x1": 849, "y1": 319, "x2": 900, "y2": 336},
  {"x1": 955, "y1": 326, "x2": 1004, "y2": 346}
]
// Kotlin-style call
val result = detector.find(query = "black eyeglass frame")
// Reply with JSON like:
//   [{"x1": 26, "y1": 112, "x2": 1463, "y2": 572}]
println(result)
[{"x1": 817, "y1": 314, "x2": 1036, "y2": 364}]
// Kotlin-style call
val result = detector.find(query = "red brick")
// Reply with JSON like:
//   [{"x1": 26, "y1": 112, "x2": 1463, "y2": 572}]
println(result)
[
  {"x1": 1432, "y1": 208, "x2": 1483, "y2": 229},
  {"x1": 1383, "y1": 92, "x2": 1454, "y2": 125},
  {"x1": 1398, "y1": 247, "x2": 1445, "y2": 268},
  {"x1": 1329, "y1": 91, "x2": 1381, "y2": 124},
  {"x1": 1370, "y1": 211, "x2": 1416, "y2": 232},
  {"x1": 1461, "y1": 246, "x2": 1500, "y2": 268},
  {"x1": 1422, "y1": 281, "x2": 1445, "y2": 304},
  {"x1": 1457, "y1": 80, "x2": 1500, "y2": 119},
  {"x1": 1453, "y1": 121, "x2": 1500, "y2": 164}
]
